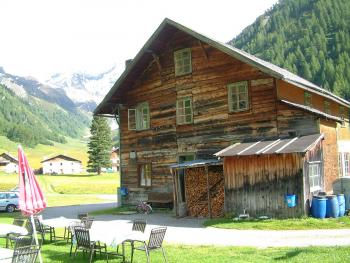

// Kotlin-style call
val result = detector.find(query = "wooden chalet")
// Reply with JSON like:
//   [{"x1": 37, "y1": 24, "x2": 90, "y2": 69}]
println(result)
[{"x1": 95, "y1": 18, "x2": 350, "y2": 218}]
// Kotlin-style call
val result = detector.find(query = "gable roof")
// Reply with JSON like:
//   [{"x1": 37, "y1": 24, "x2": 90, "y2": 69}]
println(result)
[
  {"x1": 41, "y1": 155, "x2": 81, "y2": 163},
  {"x1": 94, "y1": 18, "x2": 350, "y2": 116},
  {"x1": 0, "y1": 153, "x2": 18, "y2": 164}
]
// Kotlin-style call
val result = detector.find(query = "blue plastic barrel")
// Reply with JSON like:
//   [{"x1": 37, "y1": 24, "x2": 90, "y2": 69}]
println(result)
[
  {"x1": 311, "y1": 196, "x2": 327, "y2": 219},
  {"x1": 120, "y1": 187, "x2": 129, "y2": 196},
  {"x1": 326, "y1": 195, "x2": 339, "y2": 218},
  {"x1": 337, "y1": 194, "x2": 345, "y2": 217},
  {"x1": 285, "y1": 194, "x2": 297, "y2": 208}
]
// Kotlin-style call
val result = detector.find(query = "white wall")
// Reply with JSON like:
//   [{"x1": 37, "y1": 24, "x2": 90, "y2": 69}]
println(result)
[
  {"x1": 4, "y1": 163, "x2": 18, "y2": 173},
  {"x1": 42, "y1": 159, "x2": 82, "y2": 174}
]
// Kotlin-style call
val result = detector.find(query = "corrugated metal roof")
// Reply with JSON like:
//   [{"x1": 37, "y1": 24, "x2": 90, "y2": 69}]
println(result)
[
  {"x1": 169, "y1": 159, "x2": 222, "y2": 169},
  {"x1": 95, "y1": 18, "x2": 349, "y2": 115},
  {"x1": 215, "y1": 134, "x2": 324, "y2": 157}
]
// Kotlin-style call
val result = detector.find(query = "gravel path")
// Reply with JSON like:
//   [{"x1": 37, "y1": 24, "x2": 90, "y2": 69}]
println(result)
[
  {"x1": 93, "y1": 213, "x2": 350, "y2": 248},
  {"x1": 41, "y1": 204, "x2": 350, "y2": 248}
]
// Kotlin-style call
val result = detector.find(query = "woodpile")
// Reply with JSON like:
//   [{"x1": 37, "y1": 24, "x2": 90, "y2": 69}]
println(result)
[{"x1": 185, "y1": 166, "x2": 224, "y2": 217}]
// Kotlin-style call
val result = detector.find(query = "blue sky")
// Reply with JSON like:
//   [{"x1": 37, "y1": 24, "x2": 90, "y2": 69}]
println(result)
[{"x1": 0, "y1": 0, "x2": 278, "y2": 81}]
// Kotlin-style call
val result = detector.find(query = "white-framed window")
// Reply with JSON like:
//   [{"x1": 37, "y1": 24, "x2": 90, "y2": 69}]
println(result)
[
  {"x1": 177, "y1": 97, "x2": 193, "y2": 125},
  {"x1": 139, "y1": 163, "x2": 151, "y2": 187},
  {"x1": 128, "y1": 102, "x2": 150, "y2": 131},
  {"x1": 304, "y1": 92, "x2": 312, "y2": 107},
  {"x1": 228, "y1": 81, "x2": 249, "y2": 112},
  {"x1": 174, "y1": 48, "x2": 192, "y2": 76},
  {"x1": 339, "y1": 106, "x2": 346, "y2": 127},
  {"x1": 308, "y1": 162, "x2": 321, "y2": 192},
  {"x1": 339, "y1": 152, "x2": 350, "y2": 177}
]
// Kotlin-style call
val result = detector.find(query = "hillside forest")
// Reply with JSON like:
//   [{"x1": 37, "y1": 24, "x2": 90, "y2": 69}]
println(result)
[
  {"x1": 230, "y1": 0, "x2": 350, "y2": 100},
  {"x1": 0, "y1": 84, "x2": 89, "y2": 147}
]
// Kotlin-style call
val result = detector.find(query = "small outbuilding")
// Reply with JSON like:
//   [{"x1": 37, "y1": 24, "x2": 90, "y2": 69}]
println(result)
[
  {"x1": 41, "y1": 155, "x2": 82, "y2": 175},
  {"x1": 0, "y1": 153, "x2": 18, "y2": 173},
  {"x1": 215, "y1": 133, "x2": 324, "y2": 218}
]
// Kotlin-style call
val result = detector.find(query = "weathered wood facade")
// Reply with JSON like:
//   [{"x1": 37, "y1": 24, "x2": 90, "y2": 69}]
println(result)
[
  {"x1": 95, "y1": 19, "x2": 350, "y2": 217},
  {"x1": 222, "y1": 140, "x2": 323, "y2": 218}
]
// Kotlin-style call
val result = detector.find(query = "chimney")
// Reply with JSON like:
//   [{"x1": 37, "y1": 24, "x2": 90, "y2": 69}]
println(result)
[{"x1": 125, "y1": 59, "x2": 133, "y2": 68}]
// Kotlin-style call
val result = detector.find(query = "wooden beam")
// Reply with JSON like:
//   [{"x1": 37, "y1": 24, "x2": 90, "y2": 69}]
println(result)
[
  {"x1": 152, "y1": 53, "x2": 162, "y2": 72},
  {"x1": 170, "y1": 168, "x2": 178, "y2": 216},
  {"x1": 206, "y1": 165, "x2": 212, "y2": 218},
  {"x1": 198, "y1": 40, "x2": 209, "y2": 61}
]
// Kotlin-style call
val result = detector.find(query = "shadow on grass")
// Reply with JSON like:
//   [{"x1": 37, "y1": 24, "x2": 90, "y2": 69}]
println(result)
[
  {"x1": 273, "y1": 249, "x2": 307, "y2": 261},
  {"x1": 42, "y1": 240, "x2": 124, "y2": 262}
]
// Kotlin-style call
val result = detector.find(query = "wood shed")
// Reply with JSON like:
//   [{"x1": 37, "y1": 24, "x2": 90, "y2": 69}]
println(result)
[
  {"x1": 215, "y1": 133, "x2": 324, "y2": 218},
  {"x1": 170, "y1": 159, "x2": 224, "y2": 218}
]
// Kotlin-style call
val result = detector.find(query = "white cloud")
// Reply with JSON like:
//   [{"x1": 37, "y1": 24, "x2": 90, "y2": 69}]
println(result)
[{"x1": 0, "y1": 0, "x2": 277, "y2": 81}]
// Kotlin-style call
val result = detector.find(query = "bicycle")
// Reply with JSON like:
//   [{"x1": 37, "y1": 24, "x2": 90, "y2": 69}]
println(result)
[{"x1": 136, "y1": 200, "x2": 153, "y2": 214}]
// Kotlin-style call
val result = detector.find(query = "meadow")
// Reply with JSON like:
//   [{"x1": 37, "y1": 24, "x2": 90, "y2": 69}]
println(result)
[
  {"x1": 0, "y1": 135, "x2": 88, "y2": 169},
  {"x1": 0, "y1": 172, "x2": 119, "y2": 206}
]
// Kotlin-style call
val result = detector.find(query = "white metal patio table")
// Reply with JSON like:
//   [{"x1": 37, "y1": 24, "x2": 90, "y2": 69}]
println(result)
[
  {"x1": 0, "y1": 223, "x2": 27, "y2": 237},
  {"x1": 89, "y1": 226, "x2": 148, "y2": 263},
  {"x1": 0, "y1": 247, "x2": 13, "y2": 263},
  {"x1": 41, "y1": 217, "x2": 80, "y2": 241}
]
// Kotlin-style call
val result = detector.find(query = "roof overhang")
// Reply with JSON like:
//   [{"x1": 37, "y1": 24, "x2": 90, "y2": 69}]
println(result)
[
  {"x1": 281, "y1": 100, "x2": 343, "y2": 123},
  {"x1": 41, "y1": 155, "x2": 81, "y2": 163}
]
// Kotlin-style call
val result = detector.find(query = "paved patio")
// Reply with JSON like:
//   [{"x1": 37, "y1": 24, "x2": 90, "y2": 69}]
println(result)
[
  {"x1": 42, "y1": 203, "x2": 350, "y2": 248},
  {"x1": 93, "y1": 213, "x2": 350, "y2": 248}
]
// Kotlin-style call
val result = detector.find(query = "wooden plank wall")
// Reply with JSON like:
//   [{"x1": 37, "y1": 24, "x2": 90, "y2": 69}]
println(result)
[
  {"x1": 224, "y1": 154, "x2": 305, "y2": 218},
  {"x1": 319, "y1": 120, "x2": 339, "y2": 192},
  {"x1": 119, "y1": 30, "x2": 280, "y2": 202},
  {"x1": 276, "y1": 102, "x2": 319, "y2": 136}
]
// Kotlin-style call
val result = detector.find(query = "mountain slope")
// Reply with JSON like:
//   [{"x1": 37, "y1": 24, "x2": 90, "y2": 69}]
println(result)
[
  {"x1": 229, "y1": 0, "x2": 350, "y2": 100},
  {"x1": 0, "y1": 67, "x2": 77, "y2": 112},
  {"x1": 0, "y1": 83, "x2": 90, "y2": 147},
  {"x1": 45, "y1": 66, "x2": 119, "y2": 111}
]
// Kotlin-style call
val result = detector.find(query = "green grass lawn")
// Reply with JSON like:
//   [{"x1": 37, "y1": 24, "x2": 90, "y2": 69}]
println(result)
[
  {"x1": 0, "y1": 215, "x2": 350, "y2": 262},
  {"x1": 0, "y1": 172, "x2": 119, "y2": 207},
  {"x1": 204, "y1": 216, "x2": 350, "y2": 230}
]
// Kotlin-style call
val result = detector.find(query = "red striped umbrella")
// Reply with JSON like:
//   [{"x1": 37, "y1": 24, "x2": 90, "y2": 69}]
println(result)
[
  {"x1": 18, "y1": 145, "x2": 46, "y2": 263},
  {"x1": 18, "y1": 145, "x2": 47, "y2": 215}
]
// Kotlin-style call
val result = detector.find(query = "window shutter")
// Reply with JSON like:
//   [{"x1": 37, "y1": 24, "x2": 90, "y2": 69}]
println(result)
[{"x1": 128, "y1": 109, "x2": 136, "y2": 130}]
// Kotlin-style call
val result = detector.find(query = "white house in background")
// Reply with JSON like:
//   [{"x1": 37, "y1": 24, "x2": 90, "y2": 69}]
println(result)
[
  {"x1": 41, "y1": 155, "x2": 82, "y2": 175},
  {"x1": 110, "y1": 147, "x2": 120, "y2": 172},
  {"x1": 0, "y1": 153, "x2": 18, "y2": 173}
]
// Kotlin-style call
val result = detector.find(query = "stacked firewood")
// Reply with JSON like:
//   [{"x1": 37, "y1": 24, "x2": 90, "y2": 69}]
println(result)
[{"x1": 185, "y1": 166, "x2": 224, "y2": 217}]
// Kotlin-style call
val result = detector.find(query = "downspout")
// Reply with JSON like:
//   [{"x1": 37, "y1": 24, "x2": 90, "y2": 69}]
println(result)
[{"x1": 114, "y1": 104, "x2": 122, "y2": 205}]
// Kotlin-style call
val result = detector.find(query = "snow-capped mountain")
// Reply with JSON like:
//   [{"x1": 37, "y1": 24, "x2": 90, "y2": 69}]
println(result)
[
  {"x1": 45, "y1": 66, "x2": 119, "y2": 111},
  {"x1": 0, "y1": 67, "x2": 77, "y2": 112}
]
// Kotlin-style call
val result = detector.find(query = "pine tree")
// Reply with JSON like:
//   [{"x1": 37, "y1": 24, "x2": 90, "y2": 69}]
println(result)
[{"x1": 87, "y1": 116, "x2": 112, "y2": 175}]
